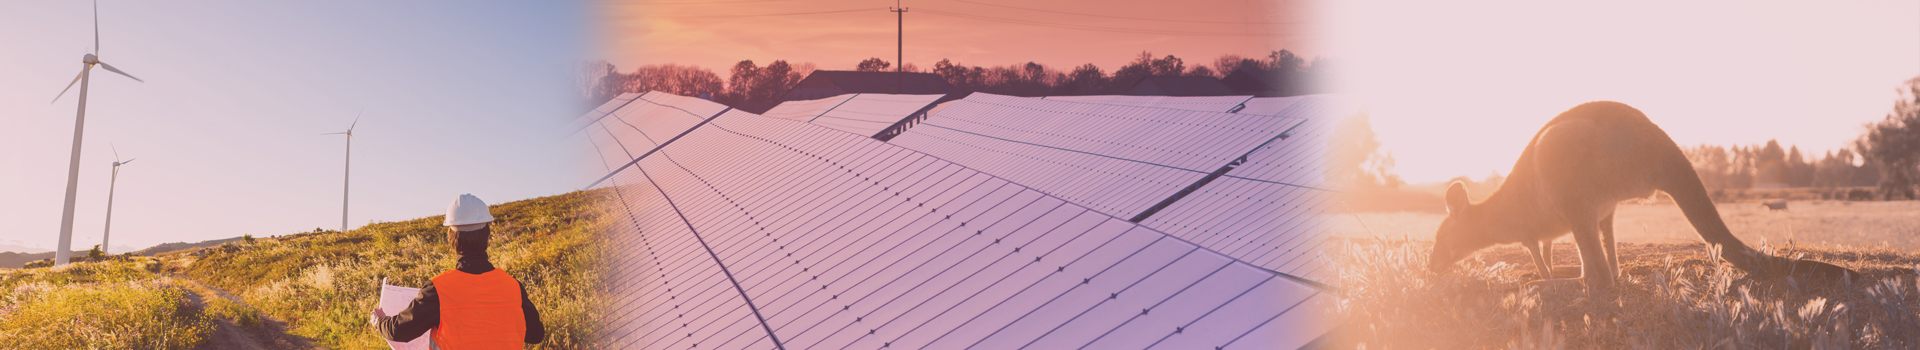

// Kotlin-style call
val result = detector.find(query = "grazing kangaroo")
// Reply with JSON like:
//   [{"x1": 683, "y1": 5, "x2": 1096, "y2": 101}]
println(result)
[{"x1": 1427, "y1": 101, "x2": 1859, "y2": 297}]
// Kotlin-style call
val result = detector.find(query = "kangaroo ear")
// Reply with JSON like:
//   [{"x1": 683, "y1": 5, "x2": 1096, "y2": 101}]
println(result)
[{"x1": 1445, "y1": 181, "x2": 1470, "y2": 214}]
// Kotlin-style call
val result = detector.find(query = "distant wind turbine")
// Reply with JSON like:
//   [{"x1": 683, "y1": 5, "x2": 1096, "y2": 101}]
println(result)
[
  {"x1": 324, "y1": 115, "x2": 359, "y2": 232},
  {"x1": 101, "y1": 145, "x2": 136, "y2": 256},
  {"x1": 50, "y1": 0, "x2": 143, "y2": 266}
]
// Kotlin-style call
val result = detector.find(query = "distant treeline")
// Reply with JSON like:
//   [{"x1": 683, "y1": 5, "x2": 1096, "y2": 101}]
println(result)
[
  {"x1": 579, "y1": 50, "x2": 1328, "y2": 113},
  {"x1": 1682, "y1": 141, "x2": 1876, "y2": 190},
  {"x1": 1685, "y1": 76, "x2": 1920, "y2": 200}
]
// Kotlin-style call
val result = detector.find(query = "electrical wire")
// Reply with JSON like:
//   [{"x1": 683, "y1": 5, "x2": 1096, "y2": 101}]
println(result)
[
  {"x1": 917, "y1": 9, "x2": 1266, "y2": 37},
  {"x1": 942, "y1": 0, "x2": 1287, "y2": 25},
  {"x1": 626, "y1": 0, "x2": 796, "y2": 4},
  {"x1": 652, "y1": 8, "x2": 885, "y2": 20}
]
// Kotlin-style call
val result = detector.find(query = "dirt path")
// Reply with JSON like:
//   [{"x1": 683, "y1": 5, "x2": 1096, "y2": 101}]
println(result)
[{"x1": 172, "y1": 274, "x2": 330, "y2": 350}]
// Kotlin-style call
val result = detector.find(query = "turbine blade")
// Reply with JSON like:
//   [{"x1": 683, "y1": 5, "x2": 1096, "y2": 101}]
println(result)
[
  {"x1": 51, "y1": 70, "x2": 84, "y2": 103},
  {"x1": 121, "y1": 158, "x2": 135, "y2": 165},
  {"x1": 96, "y1": 61, "x2": 141, "y2": 82},
  {"x1": 348, "y1": 114, "x2": 360, "y2": 132},
  {"x1": 112, "y1": 143, "x2": 120, "y2": 162}
]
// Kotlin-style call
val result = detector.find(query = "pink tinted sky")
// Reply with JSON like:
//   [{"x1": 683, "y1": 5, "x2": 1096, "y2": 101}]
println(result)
[
  {"x1": 596, "y1": 0, "x2": 1317, "y2": 75},
  {"x1": 1325, "y1": 0, "x2": 1920, "y2": 183}
]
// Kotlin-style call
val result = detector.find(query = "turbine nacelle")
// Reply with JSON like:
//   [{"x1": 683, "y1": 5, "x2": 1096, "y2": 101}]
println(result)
[{"x1": 83, "y1": 53, "x2": 98, "y2": 64}]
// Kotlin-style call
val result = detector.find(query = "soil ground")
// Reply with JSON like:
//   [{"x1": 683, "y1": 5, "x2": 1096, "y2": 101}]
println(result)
[{"x1": 173, "y1": 275, "x2": 328, "y2": 350}]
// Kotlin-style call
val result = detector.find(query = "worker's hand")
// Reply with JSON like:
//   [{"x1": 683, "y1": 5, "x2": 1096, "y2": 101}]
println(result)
[{"x1": 370, "y1": 307, "x2": 387, "y2": 327}]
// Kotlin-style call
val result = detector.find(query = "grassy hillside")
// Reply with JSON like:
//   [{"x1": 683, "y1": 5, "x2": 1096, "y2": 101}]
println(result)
[
  {"x1": 173, "y1": 189, "x2": 614, "y2": 349},
  {"x1": 0, "y1": 257, "x2": 213, "y2": 349}
]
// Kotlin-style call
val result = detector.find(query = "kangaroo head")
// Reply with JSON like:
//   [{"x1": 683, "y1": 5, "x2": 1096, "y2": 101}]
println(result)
[{"x1": 1429, "y1": 181, "x2": 1494, "y2": 272}]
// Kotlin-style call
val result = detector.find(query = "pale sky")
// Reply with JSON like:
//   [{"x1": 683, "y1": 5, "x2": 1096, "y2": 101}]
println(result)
[
  {"x1": 0, "y1": 1, "x2": 587, "y2": 253},
  {"x1": 596, "y1": 0, "x2": 1317, "y2": 75},
  {"x1": 1322, "y1": 0, "x2": 1920, "y2": 184}
]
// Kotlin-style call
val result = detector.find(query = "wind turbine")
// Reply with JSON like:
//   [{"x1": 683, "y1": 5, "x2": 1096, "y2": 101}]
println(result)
[
  {"x1": 101, "y1": 145, "x2": 136, "y2": 256},
  {"x1": 50, "y1": 0, "x2": 143, "y2": 266},
  {"x1": 324, "y1": 115, "x2": 358, "y2": 233}
]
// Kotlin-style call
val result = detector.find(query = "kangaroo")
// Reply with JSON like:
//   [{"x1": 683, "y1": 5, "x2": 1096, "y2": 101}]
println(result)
[{"x1": 1427, "y1": 101, "x2": 1859, "y2": 297}]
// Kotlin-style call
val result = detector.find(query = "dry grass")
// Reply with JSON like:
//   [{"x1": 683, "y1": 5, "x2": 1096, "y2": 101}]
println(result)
[
  {"x1": 1326, "y1": 201, "x2": 1920, "y2": 348},
  {"x1": 1331, "y1": 201, "x2": 1920, "y2": 250},
  {"x1": 174, "y1": 190, "x2": 614, "y2": 349},
  {"x1": 0, "y1": 258, "x2": 214, "y2": 349}
]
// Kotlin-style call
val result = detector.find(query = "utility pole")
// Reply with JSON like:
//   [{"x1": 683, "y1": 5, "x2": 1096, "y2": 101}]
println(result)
[{"x1": 891, "y1": 1, "x2": 907, "y2": 94}]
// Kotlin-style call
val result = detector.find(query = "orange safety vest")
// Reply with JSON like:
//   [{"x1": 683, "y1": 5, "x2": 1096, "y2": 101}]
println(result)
[{"x1": 430, "y1": 269, "x2": 527, "y2": 349}]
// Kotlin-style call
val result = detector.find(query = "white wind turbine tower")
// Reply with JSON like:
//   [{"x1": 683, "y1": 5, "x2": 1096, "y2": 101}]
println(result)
[
  {"x1": 324, "y1": 115, "x2": 359, "y2": 232},
  {"x1": 101, "y1": 145, "x2": 136, "y2": 255},
  {"x1": 50, "y1": 0, "x2": 143, "y2": 266}
]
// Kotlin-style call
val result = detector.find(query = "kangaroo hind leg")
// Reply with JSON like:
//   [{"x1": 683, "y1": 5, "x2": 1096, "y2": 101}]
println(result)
[{"x1": 1601, "y1": 212, "x2": 1618, "y2": 278}]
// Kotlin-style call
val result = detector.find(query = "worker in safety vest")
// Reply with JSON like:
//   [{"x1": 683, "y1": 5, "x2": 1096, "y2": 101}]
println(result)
[{"x1": 372, "y1": 194, "x2": 545, "y2": 348}]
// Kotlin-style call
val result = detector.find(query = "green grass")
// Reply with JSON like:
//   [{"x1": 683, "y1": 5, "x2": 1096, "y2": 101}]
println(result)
[
  {"x1": 177, "y1": 189, "x2": 615, "y2": 349},
  {"x1": 0, "y1": 258, "x2": 213, "y2": 349}
]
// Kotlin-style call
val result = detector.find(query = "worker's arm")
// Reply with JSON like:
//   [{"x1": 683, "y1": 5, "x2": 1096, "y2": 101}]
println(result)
[
  {"x1": 520, "y1": 279, "x2": 546, "y2": 344},
  {"x1": 375, "y1": 282, "x2": 441, "y2": 342}
]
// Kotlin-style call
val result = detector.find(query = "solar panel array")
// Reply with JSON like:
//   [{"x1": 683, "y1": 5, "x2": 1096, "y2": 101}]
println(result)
[
  {"x1": 762, "y1": 93, "x2": 946, "y2": 138},
  {"x1": 1234, "y1": 96, "x2": 1312, "y2": 116},
  {"x1": 581, "y1": 92, "x2": 1333, "y2": 349},
  {"x1": 760, "y1": 94, "x2": 857, "y2": 121},
  {"x1": 887, "y1": 93, "x2": 1299, "y2": 220},
  {"x1": 884, "y1": 93, "x2": 1346, "y2": 280},
  {"x1": 1135, "y1": 97, "x2": 1341, "y2": 281},
  {"x1": 1043, "y1": 95, "x2": 1255, "y2": 114}
]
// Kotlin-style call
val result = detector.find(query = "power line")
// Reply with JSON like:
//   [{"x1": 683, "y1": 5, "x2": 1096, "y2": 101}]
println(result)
[
  {"x1": 917, "y1": 8, "x2": 1269, "y2": 37},
  {"x1": 627, "y1": 0, "x2": 796, "y2": 4},
  {"x1": 942, "y1": 0, "x2": 1288, "y2": 25},
  {"x1": 652, "y1": 8, "x2": 885, "y2": 20}
]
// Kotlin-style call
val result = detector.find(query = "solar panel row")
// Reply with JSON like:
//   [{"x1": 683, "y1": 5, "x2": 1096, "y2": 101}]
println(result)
[
  {"x1": 763, "y1": 93, "x2": 947, "y2": 138},
  {"x1": 888, "y1": 93, "x2": 1302, "y2": 220},
  {"x1": 581, "y1": 94, "x2": 1333, "y2": 349},
  {"x1": 883, "y1": 93, "x2": 1344, "y2": 280},
  {"x1": 1043, "y1": 95, "x2": 1255, "y2": 114},
  {"x1": 1136, "y1": 97, "x2": 1342, "y2": 281}
]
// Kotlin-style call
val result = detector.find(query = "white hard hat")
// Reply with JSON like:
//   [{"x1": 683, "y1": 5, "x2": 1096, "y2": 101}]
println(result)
[{"x1": 444, "y1": 194, "x2": 495, "y2": 227}]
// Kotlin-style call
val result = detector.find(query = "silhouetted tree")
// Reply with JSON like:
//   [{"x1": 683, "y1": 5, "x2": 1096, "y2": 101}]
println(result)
[
  {"x1": 1056, "y1": 64, "x2": 1108, "y2": 95},
  {"x1": 1858, "y1": 75, "x2": 1920, "y2": 199},
  {"x1": 857, "y1": 57, "x2": 892, "y2": 72},
  {"x1": 1188, "y1": 65, "x2": 1216, "y2": 78},
  {"x1": 1330, "y1": 110, "x2": 1402, "y2": 189}
]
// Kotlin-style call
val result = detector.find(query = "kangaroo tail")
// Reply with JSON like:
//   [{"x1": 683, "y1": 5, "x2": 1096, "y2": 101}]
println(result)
[{"x1": 1655, "y1": 143, "x2": 1860, "y2": 282}]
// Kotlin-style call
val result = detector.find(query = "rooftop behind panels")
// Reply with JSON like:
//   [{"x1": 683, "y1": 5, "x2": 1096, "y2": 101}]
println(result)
[{"x1": 586, "y1": 108, "x2": 1333, "y2": 349}]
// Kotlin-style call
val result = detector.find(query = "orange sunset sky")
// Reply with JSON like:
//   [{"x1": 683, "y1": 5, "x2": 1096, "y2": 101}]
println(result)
[{"x1": 595, "y1": 0, "x2": 1317, "y2": 74}]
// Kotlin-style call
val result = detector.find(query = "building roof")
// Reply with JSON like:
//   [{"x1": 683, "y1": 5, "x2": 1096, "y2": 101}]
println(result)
[{"x1": 782, "y1": 70, "x2": 954, "y2": 101}]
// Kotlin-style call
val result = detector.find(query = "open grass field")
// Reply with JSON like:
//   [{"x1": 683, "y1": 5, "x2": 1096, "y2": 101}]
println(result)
[
  {"x1": 1325, "y1": 200, "x2": 1920, "y2": 348},
  {"x1": 0, "y1": 189, "x2": 614, "y2": 349},
  {"x1": 0, "y1": 257, "x2": 213, "y2": 349}
]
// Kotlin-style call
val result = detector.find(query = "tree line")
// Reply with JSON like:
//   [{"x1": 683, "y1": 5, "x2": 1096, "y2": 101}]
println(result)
[
  {"x1": 579, "y1": 50, "x2": 1328, "y2": 113},
  {"x1": 1680, "y1": 76, "x2": 1920, "y2": 200}
]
